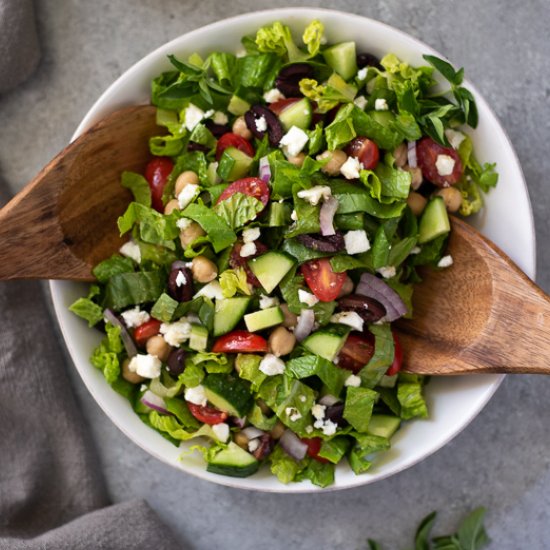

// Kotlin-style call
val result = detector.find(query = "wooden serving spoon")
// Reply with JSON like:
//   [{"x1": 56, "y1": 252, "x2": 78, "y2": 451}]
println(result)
[{"x1": 0, "y1": 104, "x2": 548, "y2": 376}]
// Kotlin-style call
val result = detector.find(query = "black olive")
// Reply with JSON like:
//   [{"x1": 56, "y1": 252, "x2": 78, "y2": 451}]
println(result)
[
  {"x1": 166, "y1": 348, "x2": 186, "y2": 376},
  {"x1": 356, "y1": 52, "x2": 382, "y2": 70},
  {"x1": 297, "y1": 232, "x2": 346, "y2": 253},
  {"x1": 167, "y1": 268, "x2": 193, "y2": 302},
  {"x1": 204, "y1": 119, "x2": 230, "y2": 138},
  {"x1": 275, "y1": 63, "x2": 314, "y2": 97},
  {"x1": 337, "y1": 293, "x2": 386, "y2": 323},
  {"x1": 244, "y1": 105, "x2": 283, "y2": 146}
]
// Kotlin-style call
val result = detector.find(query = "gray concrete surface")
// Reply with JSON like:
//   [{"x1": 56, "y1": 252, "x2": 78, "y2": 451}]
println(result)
[{"x1": 1, "y1": 0, "x2": 549, "y2": 547}]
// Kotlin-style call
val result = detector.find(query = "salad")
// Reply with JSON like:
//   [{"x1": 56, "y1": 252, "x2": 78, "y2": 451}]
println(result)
[{"x1": 70, "y1": 20, "x2": 498, "y2": 487}]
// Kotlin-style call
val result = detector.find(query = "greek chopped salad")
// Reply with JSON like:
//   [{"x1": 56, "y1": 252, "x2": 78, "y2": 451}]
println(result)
[{"x1": 70, "y1": 20, "x2": 498, "y2": 487}]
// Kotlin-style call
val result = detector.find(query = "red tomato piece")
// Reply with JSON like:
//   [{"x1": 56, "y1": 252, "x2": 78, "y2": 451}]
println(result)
[
  {"x1": 187, "y1": 402, "x2": 228, "y2": 425},
  {"x1": 301, "y1": 437, "x2": 330, "y2": 464},
  {"x1": 268, "y1": 97, "x2": 300, "y2": 116},
  {"x1": 216, "y1": 177, "x2": 270, "y2": 208},
  {"x1": 133, "y1": 319, "x2": 161, "y2": 347},
  {"x1": 301, "y1": 258, "x2": 347, "y2": 302},
  {"x1": 212, "y1": 330, "x2": 269, "y2": 353},
  {"x1": 385, "y1": 330, "x2": 403, "y2": 376},
  {"x1": 215, "y1": 132, "x2": 255, "y2": 161},
  {"x1": 338, "y1": 332, "x2": 375, "y2": 373},
  {"x1": 144, "y1": 157, "x2": 174, "y2": 212},
  {"x1": 229, "y1": 240, "x2": 268, "y2": 287},
  {"x1": 345, "y1": 137, "x2": 380, "y2": 170},
  {"x1": 416, "y1": 137, "x2": 463, "y2": 187}
]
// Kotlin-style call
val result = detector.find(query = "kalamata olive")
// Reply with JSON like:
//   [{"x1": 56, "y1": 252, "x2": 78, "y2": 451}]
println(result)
[
  {"x1": 229, "y1": 240, "x2": 268, "y2": 286},
  {"x1": 356, "y1": 52, "x2": 382, "y2": 70},
  {"x1": 167, "y1": 267, "x2": 193, "y2": 302},
  {"x1": 166, "y1": 348, "x2": 186, "y2": 376},
  {"x1": 275, "y1": 63, "x2": 314, "y2": 97},
  {"x1": 244, "y1": 105, "x2": 283, "y2": 146},
  {"x1": 337, "y1": 293, "x2": 386, "y2": 323},
  {"x1": 325, "y1": 403, "x2": 347, "y2": 427},
  {"x1": 252, "y1": 434, "x2": 274, "y2": 460},
  {"x1": 187, "y1": 142, "x2": 210, "y2": 152},
  {"x1": 204, "y1": 119, "x2": 230, "y2": 138},
  {"x1": 297, "y1": 232, "x2": 345, "y2": 253}
]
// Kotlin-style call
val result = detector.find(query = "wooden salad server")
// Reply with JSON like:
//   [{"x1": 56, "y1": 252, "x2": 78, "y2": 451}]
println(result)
[{"x1": 0, "y1": 104, "x2": 548, "y2": 376}]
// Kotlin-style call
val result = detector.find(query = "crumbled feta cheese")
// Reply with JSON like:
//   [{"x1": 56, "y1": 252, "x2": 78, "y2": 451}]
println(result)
[
  {"x1": 248, "y1": 438, "x2": 260, "y2": 452},
  {"x1": 119, "y1": 240, "x2": 141, "y2": 264},
  {"x1": 375, "y1": 98, "x2": 389, "y2": 111},
  {"x1": 176, "y1": 217, "x2": 193, "y2": 230},
  {"x1": 311, "y1": 404, "x2": 326, "y2": 421},
  {"x1": 184, "y1": 103, "x2": 205, "y2": 131},
  {"x1": 305, "y1": 425, "x2": 314, "y2": 434},
  {"x1": 263, "y1": 88, "x2": 285, "y2": 103},
  {"x1": 175, "y1": 271, "x2": 187, "y2": 287},
  {"x1": 194, "y1": 280, "x2": 224, "y2": 301},
  {"x1": 184, "y1": 384, "x2": 207, "y2": 406},
  {"x1": 121, "y1": 306, "x2": 150, "y2": 329},
  {"x1": 354, "y1": 95, "x2": 368, "y2": 110},
  {"x1": 212, "y1": 111, "x2": 228, "y2": 125},
  {"x1": 255, "y1": 115, "x2": 268, "y2": 133},
  {"x1": 290, "y1": 209, "x2": 298, "y2": 221},
  {"x1": 299, "y1": 395, "x2": 307, "y2": 403},
  {"x1": 212, "y1": 423, "x2": 230, "y2": 443},
  {"x1": 297, "y1": 185, "x2": 332, "y2": 206},
  {"x1": 377, "y1": 266, "x2": 396, "y2": 279},
  {"x1": 159, "y1": 319, "x2": 191, "y2": 346},
  {"x1": 259, "y1": 353, "x2": 286, "y2": 376},
  {"x1": 330, "y1": 311, "x2": 364, "y2": 332},
  {"x1": 177, "y1": 183, "x2": 199, "y2": 209},
  {"x1": 128, "y1": 354, "x2": 162, "y2": 379},
  {"x1": 140, "y1": 384, "x2": 148, "y2": 392},
  {"x1": 279, "y1": 126, "x2": 309, "y2": 157},
  {"x1": 410, "y1": 246, "x2": 421, "y2": 255},
  {"x1": 437, "y1": 255, "x2": 454, "y2": 268},
  {"x1": 357, "y1": 67, "x2": 368, "y2": 80},
  {"x1": 286, "y1": 407, "x2": 302, "y2": 422},
  {"x1": 235, "y1": 48, "x2": 247, "y2": 58},
  {"x1": 259, "y1": 295, "x2": 280, "y2": 310},
  {"x1": 242, "y1": 226, "x2": 260, "y2": 243},
  {"x1": 239, "y1": 241, "x2": 257, "y2": 257},
  {"x1": 321, "y1": 419, "x2": 337, "y2": 436},
  {"x1": 340, "y1": 156, "x2": 363, "y2": 179},
  {"x1": 298, "y1": 289, "x2": 319, "y2": 307},
  {"x1": 435, "y1": 154, "x2": 456, "y2": 177},
  {"x1": 344, "y1": 229, "x2": 371, "y2": 255},
  {"x1": 445, "y1": 128, "x2": 465, "y2": 150},
  {"x1": 345, "y1": 374, "x2": 362, "y2": 387}
]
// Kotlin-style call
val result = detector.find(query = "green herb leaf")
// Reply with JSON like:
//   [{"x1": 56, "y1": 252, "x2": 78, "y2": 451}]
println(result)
[{"x1": 214, "y1": 192, "x2": 264, "y2": 230}]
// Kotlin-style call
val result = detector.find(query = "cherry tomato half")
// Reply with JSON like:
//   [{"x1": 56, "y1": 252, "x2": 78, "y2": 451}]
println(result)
[
  {"x1": 301, "y1": 258, "x2": 347, "y2": 302},
  {"x1": 144, "y1": 157, "x2": 174, "y2": 212},
  {"x1": 301, "y1": 437, "x2": 330, "y2": 464},
  {"x1": 386, "y1": 330, "x2": 403, "y2": 377},
  {"x1": 345, "y1": 137, "x2": 380, "y2": 171},
  {"x1": 268, "y1": 97, "x2": 300, "y2": 116},
  {"x1": 215, "y1": 132, "x2": 255, "y2": 161},
  {"x1": 133, "y1": 319, "x2": 161, "y2": 347},
  {"x1": 216, "y1": 177, "x2": 270, "y2": 208},
  {"x1": 416, "y1": 137, "x2": 463, "y2": 187},
  {"x1": 338, "y1": 332, "x2": 375, "y2": 373},
  {"x1": 212, "y1": 330, "x2": 269, "y2": 354},
  {"x1": 187, "y1": 402, "x2": 228, "y2": 425}
]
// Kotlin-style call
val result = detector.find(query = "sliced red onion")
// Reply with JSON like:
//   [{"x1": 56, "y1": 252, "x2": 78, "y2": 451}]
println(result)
[
  {"x1": 294, "y1": 309, "x2": 315, "y2": 342},
  {"x1": 103, "y1": 308, "x2": 137, "y2": 358},
  {"x1": 141, "y1": 390, "x2": 171, "y2": 415},
  {"x1": 319, "y1": 394, "x2": 340, "y2": 407},
  {"x1": 407, "y1": 141, "x2": 417, "y2": 168},
  {"x1": 171, "y1": 260, "x2": 188, "y2": 271},
  {"x1": 319, "y1": 196, "x2": 339, "y2": 236},
  {"x1": 241, "y1": 426, "x2": 265, "y2": 440},
  {"x1": 258, "y1": 156, "x2": 271, "y2": 183},
  {"x1": 228, "y1": 416, "x2": 247, "y2": 429},
  {"x1": 356, "y1": 273, "x2": 407, "y2": 322},
  {"x1": 280, "y1": 430, "x2": 308, "y2": 461}
]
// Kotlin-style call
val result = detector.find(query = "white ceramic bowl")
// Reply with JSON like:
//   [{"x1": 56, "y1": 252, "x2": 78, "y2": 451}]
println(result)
[{"x1": 49, "y1": 8, "x2": 535, "y2": 492}]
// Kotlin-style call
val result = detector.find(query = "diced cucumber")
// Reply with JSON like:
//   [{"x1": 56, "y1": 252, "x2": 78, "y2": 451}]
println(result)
[
  {"x1": 278, "y1": 98, "x2": 312, "y2": 131},
  {"x1": 303, "y1": 332, "x2": 347, "y2": 362},
  {"x1": 266, "y1": 202, "x2": 291, "y2": 227},
  {"x1": 367, "y1": 415, "x2": 401, "y2": 439},
  {"x1": 202, "y1": 373, "x2": 254, "y2": 417},
  {"x1": 323, "y1": 41, "x2": 358, "y2": 81},
  {"x1": 228, "y1": 95, "x2": 250, "y2": 116},
  {"x1": 418, "y1": 197, "x2": 450, "y2": 244},
  {"x1": 206, "y1": 442, "x2": 259, "y2": 478},
  {"x1": 213, "y1": 296, "x2": 250, "y2": 337},
  {"x1": 244, "y1": 306, "x2": 284, "y2": 332},
  {"x1": 206, "y1": 161, "x2": 220, "y2": 186},
  {"x1": 217, "y1": 147, "x2": 253, "y2": 182},
  {"x1": 247, "y1": 252, "x2": 295, "y2": 294},
  {"x1": 189, "y1": 324, "x2": 209, "y2": 351}
]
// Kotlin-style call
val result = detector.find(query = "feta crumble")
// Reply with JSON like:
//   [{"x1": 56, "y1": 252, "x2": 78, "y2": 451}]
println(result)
[
  {"x1": 410, "y1": 246, "x2": 421, "y2": 255},
  {"x1": 175, "y1": 271, "x2": 187, "y2": 287},
  {"x1": 296, "y1": 185, "x2": 332, "y2": 206},
  {"x1": 285, "y1": 407, "x2": 302, "y2": 422},
  {"x1": 435, "y1": 154, "x2": 456, "y2": 177},
  {"x1": 259, "y1": 354, "x2": 286, "y2": 376},
  {"x1": 128, "y1": 354, "x2": 162, "y2": 379},
  {"x1": 375, "y1": 98, "x2": 389, "y2": 111},
  {"x1": 259, "y1": 295, "x2": 280, "y2": 310},
  {"x1": 212, "y1": 423, "x2": 230, "y2": 443},
  {"x1": 119, "y1": 240, "x2": 141, "y2": 264},
  {"x1": 298, "y1": 289, "x2": 319, "y2": 307},
  {"x1": 176, "y1": 217, "x2": 192, "y2": 230},
  {"x1": 279, "y1": 126, "x2": 309, "y2": 157},
  {"x1": 445, "y1": 128, "x2": 465, "y2": 150},
  {"x1": 377, "y1": 266, "x2": 396, "y2": 279},
  {"x1": 255, "y1": 116, "x2": 268, "y2": 133},
  {"x1": 340, "y1": 156, "x2": 362, "y2": 179},
  {"x1": 159, "y1": 319, "x2": 191, "y2": 346},
  {"x1": 248, "y1": 438, "x2": 260, "y2": 452},
  {"x1": 184, "y1": 384, "x2": 207, "y2": 406},
  {"x1": 299, "y1": 395, "x2": 307, "y2": 403},
  {"x1": 194, "y1": 280, "x2": 224, "y2": 301},
  {"x1": 354, "y1": 95, "x2": 367, "y2": 110},
  {"x1": 290, "y1": 209, "x2": 298, "y2": 221},
  {"x1": 263, "y1": 88, "x2": 285, "y2": 103},
  {"x1": 239, "y1": 241, "x2": 257, "y2": 257},
  {"x1": 437, "y1": 255, "x2": 454, "y2": 268},
  {"x1": 344, "y1": 229, "x2": 370, "y2": 255},
  {"x1": 305, "y1": 425, "x2": 314, "y2": 435},
  {"x1": 121, "y1": 307, "x2": 150, "y2": 329},
  {"x1": 345, "y1": 374, "x2": 362, "y2": 387},
  {"x1": 357, "y1": 67, "x2": 368, "y2": 80},
  {"x1": 212, "y1": 111, "x2": 229, "y2": 125},
  {"x1": 177, "y1": 183, "x2": 199, "y2": 209},
  {"x1": 311, "y1": 404, "x2": 326, "y2": 421},
  {"x1": 183, "y1": 103, "x2": 205, "y2": 131},
  {"x1": 330, "y1": 311, "x2": 364, "y2": 332},
  {"x1": 242, "y1": 226, "x2": 260, "y2": 243}
]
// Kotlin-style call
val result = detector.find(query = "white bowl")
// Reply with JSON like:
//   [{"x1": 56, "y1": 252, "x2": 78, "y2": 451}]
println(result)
[{"x1": 49, "y1": 8, "x2": 535, "y2": 492}]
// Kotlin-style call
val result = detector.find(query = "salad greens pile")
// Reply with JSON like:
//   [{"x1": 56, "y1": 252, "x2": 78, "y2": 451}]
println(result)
[{"x1": 70, "y1": 19, "x2": 497, "y2": 487}]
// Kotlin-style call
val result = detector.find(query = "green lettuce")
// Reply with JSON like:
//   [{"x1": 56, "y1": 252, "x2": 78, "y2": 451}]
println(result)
[
  {"x1": 318, "y1": 436, "x2": 351, "y2": 464},
  {"x1": 348, "y1": 433, "x2": 390, "y2": 474},
  {"x1": 255, "y1": 21, "x2": 307, "y2": 62},
  {"x1": 343, "y1": 387, "x2": 378, "y2": 432},
  {"x1": 192, "y1": 352, "x2": 232, "y2": 374},
  {"x1": 92, "y1": 255, "x2": 135, "y2": 283},
  {"x1": 69, "y1": 294, "x2": 103, "y2": 327},
  {"x1": 104, "y1": 271, "x2": 165, "y2": 311},
  {"x1": 90, "y1": 323, "x2": 122, "y2": 384},
  {"x1": 359, "y1": 324, "x2": 395, "y2": 388},
  {"x1": 118, "y1": 202, "x2": 179, "y2": 246},
  {"x1": 219, "y1": 268, "x2": 252, "y2": 298},
  {"x1": 269, "y1": 444, "x2": 308, "y2": 484},
  {"x1": 121, "y1": 171, "x2": 152, "y2": 206},
  {"x1": 164, "y1": 397, "x2": 200, "y2": 430},
  {"x1": 148, "y1": 411, "x2": 217, "y2": 441},
  {"x1": 236, "y1": 354, "x2": 266, "y2": 392},
  {"x1": 286, "y1": 354, "x2": 347, "y2": 396},
  {"x1": 296, "y1": 459, "x2": 335, "y2": 488},
  {"x1": 248, "y1": 403, "x2": 278, "y2": 431},
  {"x1": 397, "y1": 373, "x2": 428, "y2": 420},
  {"x1": 302, "y1": 19, "x2": 324, "y2": 56},
  {"x1": 150, "y1": 293, "x2": 179, "y2": 323}
]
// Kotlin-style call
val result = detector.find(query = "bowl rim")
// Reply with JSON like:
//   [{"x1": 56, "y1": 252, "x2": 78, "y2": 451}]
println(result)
[{"x1": 49, "y1": 7, "x2": 536, "y2": 493}]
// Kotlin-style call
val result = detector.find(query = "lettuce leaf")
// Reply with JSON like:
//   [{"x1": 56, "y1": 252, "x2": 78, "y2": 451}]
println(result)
[
  {"x1": 69, "y1": 297, "x2": 103, "y2": 327},
  {"x1": 302, "y1": 19, "x2": 324, "y2": 56},
  {"x1": 348, "y1": 433, "x2": 390, "y2": 474},
  {"x1": 255, "y1": 22, "x2": 307, "y2": 62},
  {"x1": 92, "y1": 255, "x2": 135, "y2": 283},
  {"x1": 90, "y1": 323, "x2": 123, "y2": 384},
  {"x1": 150, "y1": 292, "x2": 179, "y2": 323},
  {"x1": 343, "y1": 387, "x2": 378, "y2": 432},
  {"x1": 359, "y1": 324, "x2": 395, "y2": 388},
  {"x1": 318, "y1": 436, "x2": 351, "y2": 464},
  {"x1": 235, "y1": 354, "x2": 266, "y2": 391},
  {"x1": 163, "y1": 397, "x2": 200, "y2": 429},
  {"x1": 148, "y1": 411, "x2": 217, "y2": 441},
  {"x1": 269, "y1": 444, "x2": 308, "y2": 484},
  {"x1": 104, "y1": 271, "x2": 165, "y2": 311},
  {"x1": 397, "y1": 373, "x2": 428, "y2": 420},
  {"x1": 286, "y1": 354, "x2": 347, "y2": 396},
  {"x1": 121, "y1": 171, "x2": 152, "y2": 206},
  {"x1": 118, "y1": 202, "x2": 179, "y2": 246},
  {"x1": 296, "y1": 459, "x2": 335, "y2": 488},
  {"x1": 219, "y1": 268, "x2": 252, "y2": 298}
]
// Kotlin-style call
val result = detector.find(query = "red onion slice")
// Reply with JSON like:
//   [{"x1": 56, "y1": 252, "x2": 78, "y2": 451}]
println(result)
[
  {"x1": 294, "y1": 309, "x2": 315, "y2": 342},
  {"x1": 319, "y1": 196, "x2": 338, "y2": 236},
  {"x1": 241, "y1": 426, "x2": 265, "y2": 440},
  {"x1": 103, "y1": 308, "x2": 137, "y2": 358},
  {"x1": 356, "y1": 273, "x2": 407, "y2": 322},
  {"x1": 140, "y1": 390, "x2": 171, "y2": 415},
  {"x1": 407, "y1": 141, "x2": 417, "y2": 168},
  {"x1": 258, "y1": 156, "x2": 271, "y2": 183},
  {"x1": 280, "y1": 430, "x2": 308, "y2": 461},
  {"x1": 229, "y1": 416, "x2": 247, "y2": 429}
]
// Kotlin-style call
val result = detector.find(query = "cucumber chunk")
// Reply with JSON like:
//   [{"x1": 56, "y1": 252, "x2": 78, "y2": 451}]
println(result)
[
  {"x1": 213, "y1": 296, "x2": 250, "y2": 337},
  {"x1": 303, "y1": 331, "x2": 347, "y2": 361},
  {"x1": 228, "y1": 95, "x2": 251, "y2": 116},
  {"x1": 418, "y1": 196, "x2": 450, "y2": 244},
  {"x1": 244, "y1": 306, "x2": 284, "y2": 332},
  {"x1": 206, "y1": 442, "x2": 259, "y2": 478},
  {"x1": 367, "y1": 415, "x2": 401, "y2": 439},
  {"x1": 278, "y1": 98, "x2": 312, "y2": 131},
  {"x1": 217, "y1": 147, "x2": 253, "y2": 182},
  {"x1": 247, "y1": 252, "x2": 295, "y2": 294},
  {"x1": 266, "y1": 202, "x2": 291, "y2": 227},
  {"x1": 189, "y1": 324, "x2": 209, "y2": 351},
  {"x1": 202, "y1": 373, "x2": 254, "y2": 417},
  {"x1": 323, "y1": 41, "x2": 358, "y2": 81}
]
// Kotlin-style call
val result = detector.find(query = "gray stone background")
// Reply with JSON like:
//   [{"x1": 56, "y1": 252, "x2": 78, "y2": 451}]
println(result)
[{"x1": 1, "y1": 0, "x2": 549, "y2": 548}]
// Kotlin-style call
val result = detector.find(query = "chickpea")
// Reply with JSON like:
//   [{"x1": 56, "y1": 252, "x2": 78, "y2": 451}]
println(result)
[
  {"x1": 338, "y1": 276, "x2": 354, "y2": 298},
  {"x1": 393, "y1": 142, "x2": 408, "y2": 168},
  {"x1": 234, "y1": 431, "x2": 249, "y2": 450},
  {"x1": 269, "y1": 326, "x2": 296, "y2": 357},
  {"x1": 121, "y1": 358, "x2": 145, "y2": 384},
  {"x1": 407, "y1": 191, "x2": 427, "y2": 216},
  {"x1": 434, "y1": 186, "x2": 462, "y2": 213},
  {"x1": 179, "y1": 221, "x2": 205, "y2": 248},
  {"x1": 279, "y1": 303, "x2": 298, "y2": 329},
  {"x1": 164, "y1": 199, "x2": 180, "y2": 215},
  {"x1": 232, "y1": 116, "x2": 252, "y2": 140},
  {"x1": 317, "y1": 149, "x2": 347, "y2": 176},
  {"x1": 270, "y1": 421, "x2": 286, "y2": 440},
  {"x1": 174, "y1": 170, "x2": 199, "y2": 196},
  {"x1": 146, "y1": 335, "x2": 172, "y2": 362},
  {"x1": 287, "y1": 152, "x2": 306, "y2": 167},
  {"x1": 191, "y1": 255, "x2": 218, "y2": 283},
  {"x1": 404, "y1": 166, "x2": 423, "y2": 190}
]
